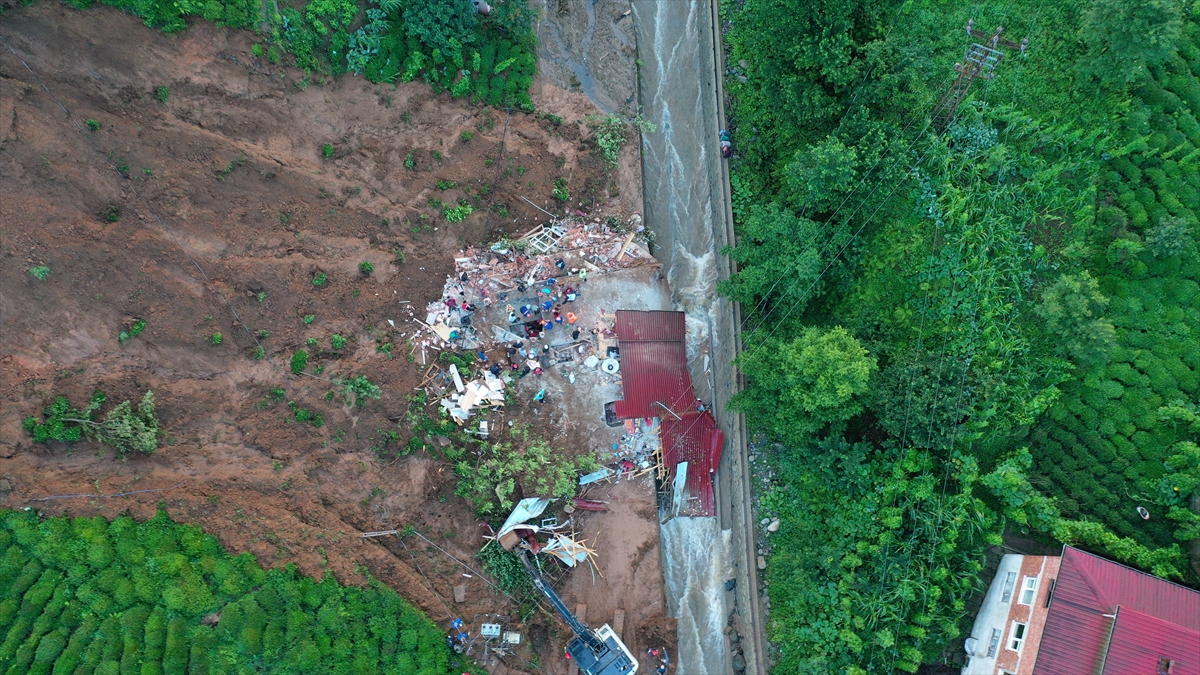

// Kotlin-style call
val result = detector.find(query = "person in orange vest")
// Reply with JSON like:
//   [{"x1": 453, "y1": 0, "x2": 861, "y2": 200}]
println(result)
[{"x1": 566, "y1": 312, "x2": 577, "y2": 324}]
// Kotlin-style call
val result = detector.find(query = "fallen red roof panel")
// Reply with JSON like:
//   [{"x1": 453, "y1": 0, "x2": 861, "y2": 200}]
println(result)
[
  {"x1": 613, "y1": 310, "x2": 723, "y2": 517},
  {"x1": 660, "y1": 412, "x2": 724, "y2": 516}
]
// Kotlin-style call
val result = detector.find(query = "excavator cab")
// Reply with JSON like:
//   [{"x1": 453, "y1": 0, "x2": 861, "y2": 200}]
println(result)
[{"x1": 566, "y1": 623, "x2": 638, "y2": 675}]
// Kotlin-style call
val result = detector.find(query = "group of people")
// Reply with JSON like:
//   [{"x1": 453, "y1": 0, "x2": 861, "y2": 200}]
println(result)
[
  {"x1": 508, "y1": 270, "x2": 583, "y2": 342},
  {"x1": 444, "y1": 618, "x2": 469, "y2": 654}
]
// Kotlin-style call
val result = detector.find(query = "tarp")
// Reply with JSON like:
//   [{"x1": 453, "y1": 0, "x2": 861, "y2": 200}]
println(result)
[
  {"x1": 579, "y1": 467, "x2": 614, "y2": 485},
  {"x1": 496, "y1": 497, "x2": 551, "y2": 538}
]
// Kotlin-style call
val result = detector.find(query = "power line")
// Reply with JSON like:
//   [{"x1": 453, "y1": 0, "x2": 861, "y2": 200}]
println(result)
[
  {"x1": 930, "y1": 20, "x2": 1028, "y2": 132},
  {"x1": 694, "y1": 17, "x2": 1029, "y2": 415}
]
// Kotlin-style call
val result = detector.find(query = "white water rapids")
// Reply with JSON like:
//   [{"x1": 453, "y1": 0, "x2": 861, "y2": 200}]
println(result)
[{"x1": 633, "y1": 0, "x2": 734, "y2": 672}]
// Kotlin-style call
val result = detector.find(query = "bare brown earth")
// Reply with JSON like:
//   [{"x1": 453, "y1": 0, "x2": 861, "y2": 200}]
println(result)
[{"x1": 0, "y1": 2, "x2": 658, "y2": 670}]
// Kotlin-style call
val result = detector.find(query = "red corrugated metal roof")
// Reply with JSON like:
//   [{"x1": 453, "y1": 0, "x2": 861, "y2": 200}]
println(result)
[
  {"x1": 613, "y1": 310, "x2": 723, "y2": 517},
  {"x1": 611, "y1": 341, "x2": 693, "y2": 420},
  {"x1": 660, "y1": 412, "x2": 724, "y2": 517},
  {"x1": 1100, "y1": 608, "x2": 1200, "y2": 675},
  {"x1": 1032, "y1": 546, "x2": 1200, "y2": 675},
  {"x1": 615, "y1": 310, "x2": 687, "y2": 342}
]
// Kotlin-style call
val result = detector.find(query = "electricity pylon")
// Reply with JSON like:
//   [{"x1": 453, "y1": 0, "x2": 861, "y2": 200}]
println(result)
[{"x1": 930, "y1": 19, "x2": 1028, "y2": 132}]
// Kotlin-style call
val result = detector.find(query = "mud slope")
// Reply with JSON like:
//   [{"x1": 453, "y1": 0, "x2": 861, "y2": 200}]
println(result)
[{"x1": 0, "y1": 1, "x2": 631, "y2": 630}]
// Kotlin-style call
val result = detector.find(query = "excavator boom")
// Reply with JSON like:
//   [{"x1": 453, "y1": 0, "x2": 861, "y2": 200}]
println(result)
[{"x1": 521, "y1": 553, "x2": 639, "y2": 675}]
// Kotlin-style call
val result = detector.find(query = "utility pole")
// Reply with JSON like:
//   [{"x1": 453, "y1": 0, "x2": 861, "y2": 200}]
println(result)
[{"x1": 930, "y1": 19, "x2": 1028, "y2": 132}]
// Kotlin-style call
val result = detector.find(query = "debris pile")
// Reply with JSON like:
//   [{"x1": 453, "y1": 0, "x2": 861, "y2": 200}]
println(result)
[
  {"x1": 490, "y1": 497, "x2": 601, "y2": 572},
  {"x1": 429, "y1": 360, "x2": 504, "y2": 422},
  {"x1": 411, "y1": 215, "x2": 656, "y2": 359}
]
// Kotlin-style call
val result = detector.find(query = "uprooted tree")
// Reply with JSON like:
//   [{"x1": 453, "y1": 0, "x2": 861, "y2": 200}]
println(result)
[{"x1": 23, "y1": 390, "x2": 161, "y2": 456}]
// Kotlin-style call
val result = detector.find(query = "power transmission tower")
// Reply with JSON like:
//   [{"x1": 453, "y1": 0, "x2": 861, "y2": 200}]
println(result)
[{"x1": 930, "y1": 19, "x2": 1028, "y2": 132}]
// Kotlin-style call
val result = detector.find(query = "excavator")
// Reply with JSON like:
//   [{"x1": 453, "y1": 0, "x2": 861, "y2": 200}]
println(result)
[{"x1": 521, "y1": 552, "x2": 639, "y2": 675}]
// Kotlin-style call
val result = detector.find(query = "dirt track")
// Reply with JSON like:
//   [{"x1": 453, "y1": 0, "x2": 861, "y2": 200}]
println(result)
[{"x1": 0, "y1": 3, "x2": 660, "y2": 668}]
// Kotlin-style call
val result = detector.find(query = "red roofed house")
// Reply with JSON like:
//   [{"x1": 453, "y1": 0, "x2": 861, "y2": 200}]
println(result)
[{"x1": 962, "y1": 545, "x2": 1200, "y2": 675}]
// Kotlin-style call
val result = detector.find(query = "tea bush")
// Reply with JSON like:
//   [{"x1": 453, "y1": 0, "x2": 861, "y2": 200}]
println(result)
[{"x1": 0, "y1": 509, "x2": 471, "y2": 674}]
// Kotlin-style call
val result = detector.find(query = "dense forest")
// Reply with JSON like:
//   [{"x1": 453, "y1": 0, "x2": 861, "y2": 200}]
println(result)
[
  {"x1": 55, "y1": 0, "x2": 539, "y2": 109},
  {"x1": 722, "y1": 0, "x2": 1200, "y2": 672},
  {"x1": 0, "y1": 508, "x2": 471, "y2": 675}
]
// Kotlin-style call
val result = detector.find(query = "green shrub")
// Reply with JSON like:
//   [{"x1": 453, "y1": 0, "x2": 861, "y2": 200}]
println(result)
[
  {"x1": 321, "y1": 143, "x2": 334, "y2": 159},
  {"x1": 85, "y1": 119, "x2": 101, "y2": 132},
  {"x1": 118, "y1": 319, "x2": 147, "y2": 344},
  {"x1": 443, "y1": 202, "x2": 474, "y2": 222},
  {"x1": 330, "y1": 334, "x2": 347, "y2": 350},
  {"x1": 358, "y1": 261, "x2": 374, "y2": 275},
  {"x1": 28, "y1": 266, "x2": 50, "y2": 281},
  {"x1": 155, "y1": 87, "x2": 169, "y2": 104},
  {"x1": 290, "y1": 351, "x2": 309, "y2": 374},
  {"x1": 551, "y1": 177, "x2": 569, "y2": 202}
]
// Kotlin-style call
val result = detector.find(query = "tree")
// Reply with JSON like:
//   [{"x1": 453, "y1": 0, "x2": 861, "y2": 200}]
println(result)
[
  {"x1": 764, "y1": 439, "x2": 996, "y2": 674},
  {"x1": 782, "y1": 137, "x2": 859, "y2": 214},
  {"x1": 870, "y1": 348, "x2": 972, "y2": 452},
  {"x1": 718, "y1": 201, "x2": 825, "y2": 309},
  {"x1": 1080, "y1": 0, "x2": 1184, "y2": 85},
  {"x1": 404, "y1": 0, "x2": 477, "y2": 55},
  {"x1": 97, "y1": 391, "x2": 160, "y2": 456},
  {"x1": 22, "y1": 391, "x2": 159, "y2": 456},
  {"x1": 454, "y1": 438, "x2": 599, "y2": 516},
  {"x1": 1034, "y1": 271, "x2": 1116, "y2": 366},
  {"x1": 981, "y1": 448, "x2": 1061, "y2": 533},
  {"x1": 1158, "y1": 400, "x2": 1200, "y2": 576},
  {"x1": 1145, "y1": 216, "x2": 1196, "y2": 258},
  {"x1": 732, "y1": 326, "x2": 876, "y2": 444},
  {"x1": 486, "y1": 0, "x2": 537, "y2": 40}
]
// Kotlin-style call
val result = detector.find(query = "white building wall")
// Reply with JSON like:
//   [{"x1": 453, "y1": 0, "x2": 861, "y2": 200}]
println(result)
[{"x1": 962, "y1": 554, "x2": 1024, "y2": 675}]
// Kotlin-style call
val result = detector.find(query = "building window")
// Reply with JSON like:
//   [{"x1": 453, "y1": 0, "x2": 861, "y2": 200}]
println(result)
[
  {"x1": 1158, "y1": 657, "x2": 1175, "y2": 675},
  {"x1": 1018, "y1": 576, "x2": 1038, "y2": 605},
  {"x1": 1008, "y1": 622, "x2": 1027, "y2": 652},
  {"x1": 1000, "y1": 571, "x2": 1017, "y2": 603},
  {"x1": 986, "y1": 628, "x2": 1002, "y2": 658}
]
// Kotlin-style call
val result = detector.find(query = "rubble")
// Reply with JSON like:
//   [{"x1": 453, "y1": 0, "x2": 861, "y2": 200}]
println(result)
[
  {"x1": 407, "y1": 215, "x2": 653, "y2": 428},
  {"x1": 410, "y1": 215, "x2": 657, "y2": 360},
  {"x1": 488, "y1": 497, "x2": 601, "y2": 572}
]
